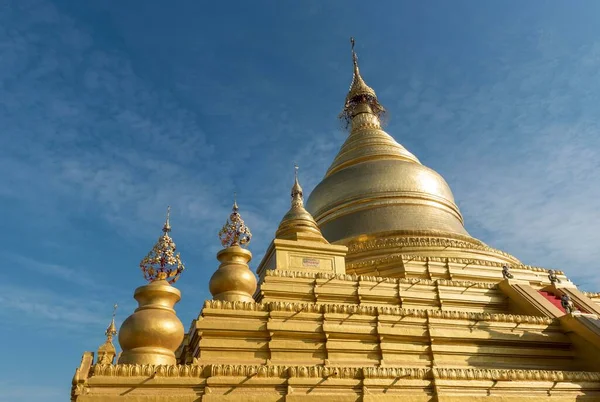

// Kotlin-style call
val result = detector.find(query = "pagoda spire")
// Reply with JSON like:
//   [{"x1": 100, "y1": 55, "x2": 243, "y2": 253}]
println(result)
[
  {"x1": 291, "y1": 163, "x2": 303, "y2": 208},
  {"x1": 96, "y1": 304, "x2": 118, "y2": 365},
  {"x1": 340, "y1": 37, "x2": 386, "y2": 127},
  {"x1": 105, "y1": 303, "x2": 118, "y2": 342},
  {"x1": 275, "y1": 164, "x2": 328, "y2": 243}
]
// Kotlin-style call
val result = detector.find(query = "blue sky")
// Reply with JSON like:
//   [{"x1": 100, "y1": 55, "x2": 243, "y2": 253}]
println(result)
[{"x1": 2, "y1": 0, "x2": 600, "y2": 400}]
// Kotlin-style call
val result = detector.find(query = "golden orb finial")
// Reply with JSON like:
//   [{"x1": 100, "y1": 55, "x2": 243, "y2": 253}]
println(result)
[
  {"x1": 340, "y1": 37, "x2": 386, "y2": 128},
  {"x1": 139, "y1": 206, "x2": 185, "y2": 284},
  {"x1": 218, "y1": 199, "x2": 252, "y2": 248}
]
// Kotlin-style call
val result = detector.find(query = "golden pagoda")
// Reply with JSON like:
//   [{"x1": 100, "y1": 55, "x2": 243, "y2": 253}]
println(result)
[{"x1": 71, "y1": 39, "x2": 600, "y2": 401}]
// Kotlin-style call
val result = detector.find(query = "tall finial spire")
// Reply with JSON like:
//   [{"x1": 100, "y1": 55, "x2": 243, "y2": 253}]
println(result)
[
  {"x1": 274, "y1": 162, "x2": 328, "y2": 243},
  {"x1": 218, "y1": 198, "x2": 252, "y2": 248},
  {"x1": 140, "y1": 206, "x2": 186, "y2": 284},
  {"x1": 105, "y1": 303, "x2": 118, "y2": 342},
  {"x1": 340, "y1": 37, "x2": 386, "y2": 128},
  {"x1": 96, "y1": 303, "x2": 119, "y2": 365},
  {"x1": 351, "y1": 37, "x2": 358, "y2": 69},
  {"x1": 291, "y1": 163, "x2": 303, "y2": 208}
]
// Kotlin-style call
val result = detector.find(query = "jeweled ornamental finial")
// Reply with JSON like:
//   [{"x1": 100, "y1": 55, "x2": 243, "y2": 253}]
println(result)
[
  {"x1": 140, "y1": 206, "x2": 185, "y2": 283},
  {"x1": 218, "y1": 200, "x2": 252, "y2": 248},
  {"x1": 291, "y1": 163, "x2": 303, "y2": 208}
]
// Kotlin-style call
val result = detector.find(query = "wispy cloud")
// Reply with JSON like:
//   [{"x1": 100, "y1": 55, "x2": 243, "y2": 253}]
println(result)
[
  {"x1": 384, "y1": 21, "x2": 600, "y2": 289},
  {"x1": 2, "y1": 2, "x2": 600, "y2": 402},
  {"x1": 0, "y1": 282, "x2": 112, "y2": 330}
]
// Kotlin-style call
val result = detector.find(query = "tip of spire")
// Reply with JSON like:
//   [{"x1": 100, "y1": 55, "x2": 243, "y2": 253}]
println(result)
[
  {"x1": 350, "y1": 37, "x2": 358, "y2": 68},
  {"x1": 291, "y1": 163, "x2": 303, "y2": 208},
  {"x1": 162, "y1": 206, "x2": 171, "y2": 233},
  {"x1": 233, "y1": 192, "x2": 239, "y2": 211},
  {"x1": 105, "y1": 304, "x2": 118, "y2": 340}
]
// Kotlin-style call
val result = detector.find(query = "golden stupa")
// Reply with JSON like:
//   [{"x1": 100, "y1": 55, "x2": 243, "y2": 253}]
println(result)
[{"x1": 71, "y1": 39, "x2": 600, "y2": 401}]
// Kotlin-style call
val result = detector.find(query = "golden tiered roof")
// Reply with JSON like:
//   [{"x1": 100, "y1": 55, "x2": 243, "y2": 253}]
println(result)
[{"x1": 71, "y1": 39, "x2": 600, "y2": 402}]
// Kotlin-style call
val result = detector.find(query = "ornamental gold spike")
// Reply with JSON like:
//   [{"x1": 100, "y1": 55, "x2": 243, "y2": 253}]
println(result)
[
  {"x1": 140, "y1": 206, "x2": 185, "y2": 284},
  {"x1": 105, "y1": 303, "x2": 118, "y2": 342},
  {"x1": 218, "y1": 199, "x2": 252, "y2": 248},
  {"x1": 291, "y1": 163, "x2": 303, "y2": 208}
]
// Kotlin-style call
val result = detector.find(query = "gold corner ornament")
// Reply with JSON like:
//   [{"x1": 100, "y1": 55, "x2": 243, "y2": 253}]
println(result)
[
  {"x1": 219, "y1": 200, "x2": 252, "y2": 248},
  {"x1": 140, "y1": 206, "x2": 185, "y2": 284}
]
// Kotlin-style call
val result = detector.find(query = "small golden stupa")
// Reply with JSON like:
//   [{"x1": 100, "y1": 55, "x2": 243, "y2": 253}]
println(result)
[
  {"x1": 117, "y1": 206, "x2": 185, "y2": 366},
  {"x1": 71, "y1": 39, "x2": 600, "y2": 401},
  {"x1": 209, "y1": 199, "x2": 257, "y2": 302}
]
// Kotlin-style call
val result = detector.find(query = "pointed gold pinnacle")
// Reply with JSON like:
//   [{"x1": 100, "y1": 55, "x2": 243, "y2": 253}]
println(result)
[
  {"x1": 104, "y1": 303, "x2": 118, "y2": 342},
  {"x1": 291, "y1": 163, "x2": 303, "y2": 208}
]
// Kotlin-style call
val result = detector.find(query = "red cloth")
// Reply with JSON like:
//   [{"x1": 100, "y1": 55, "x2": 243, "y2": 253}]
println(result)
[{"x1": 539, "y1": 291, "x2": 567, "y2": 313}]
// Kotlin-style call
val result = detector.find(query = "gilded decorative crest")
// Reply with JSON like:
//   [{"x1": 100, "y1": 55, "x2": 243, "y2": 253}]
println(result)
[
  {"x1": 140, "y1": 206, "x2": 185, "y2": 283},
  {"x1": 218, "y1": 200, "x2": 252, "y2": 248}
]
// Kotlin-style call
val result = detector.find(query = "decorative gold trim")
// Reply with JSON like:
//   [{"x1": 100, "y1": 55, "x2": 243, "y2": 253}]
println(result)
[
  {"x1": 348, "y1": 253, "x2": 563, "y2": 275},
  {"x1": 347, "y1": 235, "x2": 519, "y2": 261},
  {"x1": 90, "y1": 362, "x2": 600, "y2": 382},
  {"x1": 264, "y1": 269, "x2": 499, "y2": 289},
  {"x1": 202, "y1": 299, "x2": 555, "y2": 324},
  {"x1": 432, "y1": 367, "x2": 600, "y2": 381}
]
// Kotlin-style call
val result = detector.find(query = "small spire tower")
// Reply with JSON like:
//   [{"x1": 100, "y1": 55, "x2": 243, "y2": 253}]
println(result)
[
  {"x1": 96, "y1": 304, "x2": 119, "y2": 365},
  {"x1": 209, "y1": 199, "x2": 257, "y2": 302},
  {"x1": 275, "y1": 164, "x2": 328, "y2": 243},
  {"x1": 255, "y1": 165, "x2": 348, "y2": 288},
  {"x1": 118, "y1": 207, "x2": 186, "y2": 365}
]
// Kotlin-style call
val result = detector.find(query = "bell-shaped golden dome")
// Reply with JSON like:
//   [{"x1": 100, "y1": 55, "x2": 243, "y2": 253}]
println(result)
[
  {"x1": 306, "y1": 38, "x2": 521, "y2": 272},
  {"x1": 306, "y1": 41, "x2": 469, "y2": 244},
  {"x1": 307, "y1": 107, "x2": 469, "y2": 241}
]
